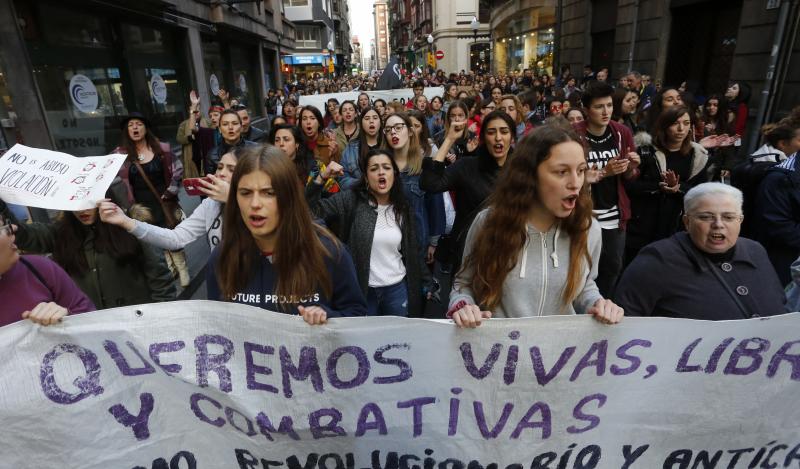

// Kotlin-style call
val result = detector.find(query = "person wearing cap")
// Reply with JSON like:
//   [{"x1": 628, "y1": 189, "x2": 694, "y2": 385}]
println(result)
[
  {"x1": 115, "y1": 112, "x2": 190, "y2": 287},
  {"x1": 615, "y1": 183, "x2": 786, "y2": 320}
]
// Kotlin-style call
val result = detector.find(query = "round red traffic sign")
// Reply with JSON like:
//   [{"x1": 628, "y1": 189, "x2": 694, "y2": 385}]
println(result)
[{"x1": 435, "y1": 50, "x2": 445, "y2": 60}]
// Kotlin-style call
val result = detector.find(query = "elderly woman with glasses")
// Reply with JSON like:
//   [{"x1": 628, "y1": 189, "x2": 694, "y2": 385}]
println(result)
[{"x1": 615, "y1": 183, "x2": 786, "y2": 320}]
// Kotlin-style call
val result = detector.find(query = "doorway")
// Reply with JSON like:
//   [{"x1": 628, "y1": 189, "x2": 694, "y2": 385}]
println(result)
[{"x1": 665, "y1": 0, "x2": 743, "y2": 97}]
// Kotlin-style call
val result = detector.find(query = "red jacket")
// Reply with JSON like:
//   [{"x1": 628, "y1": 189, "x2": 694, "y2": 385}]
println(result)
[{"x1": 572, "y1": 119, "x2": 638, "y2": 230}]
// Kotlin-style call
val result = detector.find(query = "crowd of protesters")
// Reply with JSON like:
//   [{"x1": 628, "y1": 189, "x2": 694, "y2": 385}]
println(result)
[{"x1": 3, "y1": 62, "x2": 800, "y2": 328}]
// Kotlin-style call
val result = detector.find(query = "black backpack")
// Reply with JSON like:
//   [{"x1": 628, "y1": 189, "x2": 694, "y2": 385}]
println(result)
[{"x1": 730, "y1": 153, "x2": 781, "y2": 238}]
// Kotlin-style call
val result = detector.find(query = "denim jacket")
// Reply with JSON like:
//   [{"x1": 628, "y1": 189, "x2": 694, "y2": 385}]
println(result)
[
  {"x1": 399, "y1": 170, "x2": 445, "y2": 254},
  {"x1": 340, "y1": 140, "x2": 361, "y2": 190}
]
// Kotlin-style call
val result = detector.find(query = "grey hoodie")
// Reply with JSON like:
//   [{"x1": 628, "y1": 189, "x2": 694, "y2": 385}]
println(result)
[{"x1": 450, "y1": 209, "x2": 603, "y2": 317}]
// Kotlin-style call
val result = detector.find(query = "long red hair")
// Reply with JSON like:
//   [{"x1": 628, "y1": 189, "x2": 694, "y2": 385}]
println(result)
[{"x1": 461, "y1": 125, "x2": 594, "y2": 310}]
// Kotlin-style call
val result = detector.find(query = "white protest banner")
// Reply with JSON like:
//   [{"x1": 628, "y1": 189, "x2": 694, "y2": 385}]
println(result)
[
  {"x1": 0, "y1": 144, "x2": 125, "y2": 211},
  {"x1": 1, "y1": 301, "x2": 799, "y2": 469},
  {"x1": 300, "y1": 87, "x2": 444, "y2": 114}
]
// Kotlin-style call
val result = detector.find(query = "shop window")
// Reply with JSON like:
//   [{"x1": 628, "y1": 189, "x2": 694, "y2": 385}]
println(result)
[
  {"x1": 35, "y1": 66, "x2": 126, "y2": 156},
  {"x1": 122, "y1": 23, "x2": 189, "y2": 145},
  {"x1": 22, "y1": 2, "x2": 191, "y2": 155},
  {"x1": 230, "y1": 44, "x2": 260, "y2": 114},
  {"x1": 202, "y1": 37, "x2": 230, "y2": 104},
  {"x1": 38, "y1": 5, "x2": 112, "y2": 48}
]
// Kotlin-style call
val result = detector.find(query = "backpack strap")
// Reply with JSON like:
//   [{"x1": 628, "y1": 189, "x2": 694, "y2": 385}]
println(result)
[{"x1": 19, "y1": 257, "x2": 55, "y2": 302}]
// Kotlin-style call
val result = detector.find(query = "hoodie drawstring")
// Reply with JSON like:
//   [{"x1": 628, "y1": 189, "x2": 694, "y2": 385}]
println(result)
[
  {"x1": 520, "y1": 223, "x2": 560, "y2": 278},
  {"x1": 551, "y1": 224, "x2": 560, "y2": 268},
  {"x1": 519, "y1": 235, "x2": 530, "y2": 278}
]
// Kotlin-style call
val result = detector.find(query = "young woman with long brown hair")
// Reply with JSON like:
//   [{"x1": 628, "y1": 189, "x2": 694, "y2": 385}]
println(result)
[
  {"x1": 309, "y1": 149, "x2": 429, "y2": 317},
  {"x1": 115, "y1": 113, "x2": 189, "y2": 286},
  {"x1": 448, "y1": 125, "x2": 624, "y2": 327},
  {"x1": 206, "y1": 145, "x2": 367, "y2": 324}
]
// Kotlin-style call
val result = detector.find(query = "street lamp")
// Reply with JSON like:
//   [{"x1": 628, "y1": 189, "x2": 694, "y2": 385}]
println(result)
[
  {"x1": 427, "y1": 34, "x2": 434, "y2": 73},
  {"x1": 327, "y1": 40, "x2": 334, "y2": 79},
  {"x1": 470, "y1": 16, "x2": 479, "y2": 42},
  {"x1": 470, "y1": 16, "x2": 479, "y2": 72}
]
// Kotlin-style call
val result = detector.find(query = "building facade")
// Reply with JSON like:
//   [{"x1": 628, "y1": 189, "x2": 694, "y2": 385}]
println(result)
[
  {"x1": 556, "y1": 0, "x2": 800, "y2": 151},
  {"x1": 490, "y1": 0, "x2": 556, "y2": 75},
  {"x1": 386, "y1": 0, "x2": 490, "y2": 74},
  {"x1": 373, "y1": 0, "x2": 391, "y2": 70},
  {"x1": 282, "y1": 0, "x2": 338, "y2": 78},
  {"x1": 0, "y1": 0, "x2": 294, "y2": 159},
  {"x1": 351, "y1": 35, "x2": 363, "y2": 74},
  {"x1": 332, "y1": 0, "x2": 353, "y2": 76}
]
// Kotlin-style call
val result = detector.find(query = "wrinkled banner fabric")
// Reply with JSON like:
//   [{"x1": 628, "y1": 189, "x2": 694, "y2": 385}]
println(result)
[{"x1": 0, "y1": 301, "x2": 798, "y2": 469}]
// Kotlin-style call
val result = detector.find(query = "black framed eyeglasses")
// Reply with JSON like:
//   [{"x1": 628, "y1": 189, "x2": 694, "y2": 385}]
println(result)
[{"x1": 383, "y1": 123, "x2": 407, "y2": 135}]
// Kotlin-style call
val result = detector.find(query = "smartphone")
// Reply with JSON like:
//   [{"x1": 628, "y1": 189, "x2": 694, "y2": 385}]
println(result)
[{"x1": 183, "y1": 177, "x2": 210, "y2": 196}]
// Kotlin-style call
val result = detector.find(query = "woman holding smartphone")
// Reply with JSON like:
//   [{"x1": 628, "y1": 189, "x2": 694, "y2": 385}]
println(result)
[{"x1": 99, "y1": 149, "x2": 241, "y2": 251}]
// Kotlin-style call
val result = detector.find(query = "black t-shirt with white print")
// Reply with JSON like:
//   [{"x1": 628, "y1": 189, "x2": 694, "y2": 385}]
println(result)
[{"x1": 586, "y1": 126, "x2": 620, "y2": 229}]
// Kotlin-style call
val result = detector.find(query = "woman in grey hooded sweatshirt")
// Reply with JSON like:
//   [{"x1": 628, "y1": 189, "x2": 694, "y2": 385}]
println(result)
[{"x1": 448, "y1": 125, "x2": 624, "y2": 327}]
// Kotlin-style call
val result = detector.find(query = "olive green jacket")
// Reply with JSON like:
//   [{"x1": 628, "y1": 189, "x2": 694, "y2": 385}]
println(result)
[{"x1": 14, "y1": 221, "x2": 175, "y2": 309}]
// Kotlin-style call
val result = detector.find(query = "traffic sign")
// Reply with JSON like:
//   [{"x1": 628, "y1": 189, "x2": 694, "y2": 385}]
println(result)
[{"x1": 435, "y1": 50, "x2": 445, "y2": 60}]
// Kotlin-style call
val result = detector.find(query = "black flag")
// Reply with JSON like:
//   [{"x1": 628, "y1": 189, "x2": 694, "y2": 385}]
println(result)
[{"x1": 376, "y1": 56, "x2": 403, "y2": 90}]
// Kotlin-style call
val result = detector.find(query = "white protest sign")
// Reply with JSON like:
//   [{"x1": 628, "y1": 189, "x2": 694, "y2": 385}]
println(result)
[
  {"x1": 1, "y1": 300, "x2": 799, "y2": 468},
  {"x1": 0, "y1": 144, "x2": 125, "y2": 211},
  {"x1": 69, "y1": 74, "x2": 99, "y2": 113},
  {"x1": 150, "y1": 74, "x2": 168, "y2": 104},
  {"x1": 300, "y1": 87, "x2": 444, "y2": 114}
]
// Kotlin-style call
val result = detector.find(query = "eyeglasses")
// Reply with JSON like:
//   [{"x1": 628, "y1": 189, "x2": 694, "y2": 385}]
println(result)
[
  {"x1": 690, "y1": 212, "x2": 743, "y2": 224},
  {"x1": 383, "y1": 123, "x2": 407, "y2": 135}
]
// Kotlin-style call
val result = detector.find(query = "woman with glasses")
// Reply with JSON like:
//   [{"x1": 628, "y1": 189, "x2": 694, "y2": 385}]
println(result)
[
  {"x1": 624, "y1": 105, "x2": 710, "y2": 264},
  {"x1": 467, "y1": 98, "x2": 495, "y2": 140},
  {"x1": 616, "y1": 183, "x2": 785, "y2": 320},
  {"x1": 384, "y1": 113, "x2": 446, "y2": 274},
  {"x1": 0, "y1": 219, "x2": 94, "y2": 326}
]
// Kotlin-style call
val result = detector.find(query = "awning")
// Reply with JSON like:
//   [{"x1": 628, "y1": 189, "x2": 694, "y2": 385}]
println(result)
[{"x1": 282, "y1": 54, "x2": 339, "y2": 65}]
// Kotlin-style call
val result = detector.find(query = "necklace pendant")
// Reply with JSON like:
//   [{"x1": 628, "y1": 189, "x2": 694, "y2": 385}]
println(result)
[{"x1": 137, "y1": 154, "x2": 145, "y2": 162}]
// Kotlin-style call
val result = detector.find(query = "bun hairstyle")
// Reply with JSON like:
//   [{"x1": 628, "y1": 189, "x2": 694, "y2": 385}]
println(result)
[{"x1": 762, "y1": 121, "x2": 799, "y2": 148}]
